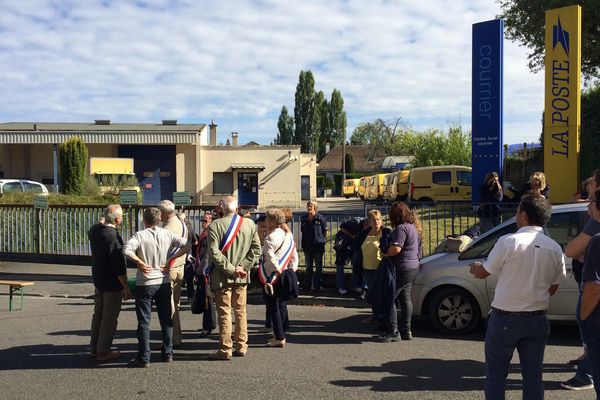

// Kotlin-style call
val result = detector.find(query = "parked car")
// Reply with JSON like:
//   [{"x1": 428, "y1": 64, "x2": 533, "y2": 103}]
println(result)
[
  {"x1": 409, "y1": 165, "x2": 472, "y2": 202},
  {"x1": 0, "y1": 179, "x2": 49, "y2": 195},
  {"x1": 412, "y1": 202, "x2": 586, "y2": 334}
]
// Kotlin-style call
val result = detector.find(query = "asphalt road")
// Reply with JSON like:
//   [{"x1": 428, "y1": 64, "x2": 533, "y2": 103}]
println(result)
[{"x1": 0, "y1": 295, "x2": 592, "y2": 400}]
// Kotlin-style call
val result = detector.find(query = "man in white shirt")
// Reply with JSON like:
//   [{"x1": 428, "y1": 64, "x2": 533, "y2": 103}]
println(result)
[
  {"x1": 123, "y1": 207, "x2": 191, "y2": 368},
  {"x1": 470, "y1": 195, "x2": 566, "y2": 400}
]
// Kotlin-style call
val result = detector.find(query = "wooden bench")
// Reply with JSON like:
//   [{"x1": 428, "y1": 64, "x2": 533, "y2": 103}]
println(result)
[{"x1": 0, "y1": 280, "x2": 35, "y2": 311}]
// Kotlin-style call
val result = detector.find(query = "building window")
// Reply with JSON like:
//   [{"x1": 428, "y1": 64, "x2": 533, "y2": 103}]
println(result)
[{"x1": 213, "y1": 172, "x2": 233, "y2": 194}]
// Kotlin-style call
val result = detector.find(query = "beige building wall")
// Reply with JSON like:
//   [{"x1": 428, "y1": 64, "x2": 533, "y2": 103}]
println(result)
[
  {"x1": 88, "y1": 144, "x2": 118, "y2": 158},
  {"x1": 199, "y1": 146, "x2": 305, "y2": 208},
  {"x1": 300, "y1": 153, "x2": 317, "y2": 200},
  {"x1": 175, "y1": 144, "x2": 198, "y2": 194}
]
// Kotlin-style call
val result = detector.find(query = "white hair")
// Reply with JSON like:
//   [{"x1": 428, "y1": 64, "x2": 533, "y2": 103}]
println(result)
[
  {"x1": 157, "y1": 200, "x2": 175, "y2": 215},
  {"x1": 103, "y1": 204, "x2": 123, "y2": 224},
  {"x1": 221, "y1": 196, "x2": 238, "y2": 213}
]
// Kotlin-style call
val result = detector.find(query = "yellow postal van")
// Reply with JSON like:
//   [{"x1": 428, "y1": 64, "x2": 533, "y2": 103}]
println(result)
[
  {"x1": 389, "y1": 170, "x2": 410, "y2": 201},
  {"x1": 358, "y1": 176, "x2": 369, "y2": 199},
  {"x1": 409, "y1": 166, "x2": 472, "y2": 202},
  {"x1": 366, "y1": 173, "x2": 389, "y2": 201},
  {"x1": 342, "y1": 178, "x2": 361, "y2": 198}
]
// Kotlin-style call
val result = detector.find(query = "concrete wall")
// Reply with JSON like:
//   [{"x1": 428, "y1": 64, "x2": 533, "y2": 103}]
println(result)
[
  {"x1": 300, "y1": 153, "x2": 317, "y2": 200},
  {"x1": 199, "y1": 146, "x2": 308, "y2": 208}
]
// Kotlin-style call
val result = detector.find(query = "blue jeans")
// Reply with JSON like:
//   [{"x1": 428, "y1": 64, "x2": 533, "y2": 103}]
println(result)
[
  {"x1": 575, "y1": 291, "x2": 594, "y2": 385},
  {"x1": 485, "y1": 310, "x2": 550, "y2": 400},
  {"x1": 336, "y1": 264, "x2": 347, "y2": 291},
  {"x1": 362, "y1": 269, "x2": 376, "y2": 290},
  {"x1": 304, "y1": 251, "x2": 323, "y2": 290},
  {"x1": 135, "y1": 283, "x2": 173, "y2": 363},
  {"x1": 581, "y1": 307, "x2": 600, "y2": 399}
]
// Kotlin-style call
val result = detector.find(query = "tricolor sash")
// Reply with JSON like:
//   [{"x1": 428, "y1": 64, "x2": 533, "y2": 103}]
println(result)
[
  {"x1": 219, "y1": 214, "x2": 243, "y2": 254},
  {"x1": 168, "y1": 219, "x2": 188, "y2": 268},
  {"x1": 258, "y1": 235, "x2": 296, "y2": 286},
  {"x1": 205, "y1": 214, "x2": 244, "y2": 280}
]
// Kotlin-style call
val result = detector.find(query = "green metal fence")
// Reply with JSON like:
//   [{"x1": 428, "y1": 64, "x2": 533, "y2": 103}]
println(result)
[{"x1": 0, "y1": 202, "x2": 516, "y2": 266}]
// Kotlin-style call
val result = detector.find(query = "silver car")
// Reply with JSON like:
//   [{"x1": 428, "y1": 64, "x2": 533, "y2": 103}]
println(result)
[{"x1": 412, "y1": 203, "x2": 586, "y2": 335}]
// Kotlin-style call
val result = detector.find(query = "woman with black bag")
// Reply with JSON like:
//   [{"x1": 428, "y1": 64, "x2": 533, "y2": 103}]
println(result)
[
  {"x1": 377, "y1": 202, "x2": 422, "y2": 343},
  {"x1": 259, "y1": 209, "x2": 299, "y2": 348}
]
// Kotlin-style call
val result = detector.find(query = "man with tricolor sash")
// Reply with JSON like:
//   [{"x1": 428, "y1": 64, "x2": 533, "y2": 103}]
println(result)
[{"x1": 207, "y1": 195, "x2": 261, "y2": 360}]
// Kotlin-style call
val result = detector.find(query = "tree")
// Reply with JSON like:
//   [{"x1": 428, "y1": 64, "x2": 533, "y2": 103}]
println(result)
[
  {"x1": 313, "y1": 90, "x2": 326, "y2": 159},
  {"x1": 329, "y1": 89, "x2": 347, "y2": 150},
  {"x1": 59, "y1": 136, "x2": 88, "y2": 195},
  {"x1": 408, "y1": 126, "x2": 472, "y2": 167},
  {"x1": 344, "y1": 152, "x2": 355, "y2": 173},
  {"x1": 580, "y1": 83, "x2": 600, "y2": 178},
  {"x1": 498, "y1": 0, "x2": 600, "y2": 79},
  {"x1": 293, "y1": 70, "x2": 316, "y2": 152},
  {"x1": 277, "y1": 106, "x2": 294, "y2": 145},
  {"x1": 349, "y1": 118, "x2": 411, "y2": 157}
]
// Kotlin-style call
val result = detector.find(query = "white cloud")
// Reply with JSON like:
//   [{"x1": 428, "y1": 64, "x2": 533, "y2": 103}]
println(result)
[{"x1": 0, "y1": 0, "x2": 548, "y2": 145}]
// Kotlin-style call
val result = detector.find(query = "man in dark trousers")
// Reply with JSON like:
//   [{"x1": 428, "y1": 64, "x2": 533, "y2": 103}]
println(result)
[
  {"x1": 88, "y1": 204, "x2": 132, "y2": 362},
  {"x1": 470, "y1": 195, "x2": 565, "y2": 399},
  {"x1": 300, "y1": 200, "x2": 328, "y2": 292}
]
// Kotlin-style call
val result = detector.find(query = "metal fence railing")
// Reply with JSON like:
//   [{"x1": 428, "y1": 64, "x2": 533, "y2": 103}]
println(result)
[{"x1": 0, "y1": 202, "x2": 517, "y2": 267}]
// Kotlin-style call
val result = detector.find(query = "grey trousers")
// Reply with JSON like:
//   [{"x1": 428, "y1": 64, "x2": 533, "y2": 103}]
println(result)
[{"x1": 90, "y1": 288, "x2": 123, "y2": 355}]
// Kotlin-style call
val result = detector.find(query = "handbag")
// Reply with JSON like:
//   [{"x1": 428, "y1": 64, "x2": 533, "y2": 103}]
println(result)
[
  {"x1": 191, "y1": 277, "x2": 208, "y2": 314},
  {"x1": 278, "y1": 269, "x2": 299, "y2": 301}
]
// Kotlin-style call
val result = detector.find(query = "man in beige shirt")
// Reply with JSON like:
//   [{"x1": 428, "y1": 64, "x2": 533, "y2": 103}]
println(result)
[{"x1": 158, "y1": 199, "x2": 191, "y2": 347}]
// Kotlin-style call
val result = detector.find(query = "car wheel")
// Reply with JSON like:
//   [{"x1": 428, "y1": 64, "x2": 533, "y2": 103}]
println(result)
[{"x1": 427, "y1": 287, "x2": 481, "y2": 335}]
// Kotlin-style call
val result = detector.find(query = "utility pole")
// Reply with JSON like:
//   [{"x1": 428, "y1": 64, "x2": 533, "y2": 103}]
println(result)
[{"x1": 342, "y1": 132, "x2": 346, "y2": 184}]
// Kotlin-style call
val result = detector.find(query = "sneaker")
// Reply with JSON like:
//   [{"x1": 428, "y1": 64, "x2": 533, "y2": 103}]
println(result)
[
  {"x1": 377, "y1": 331, "x2": 400, "y2": 343},
  {"x1": 232, "y1": 350, "x2": 247, "y2": 357},
  {"x1": 400, "y1": 330, "x2": 413, "y2": 341},
  {"x1": 161, "y1": 354, "x2": 173, "y2": 363},
  {"x1": 338, "y1": 288, "x2": 348, "y2": 295},
  {"x1": 127, "y1": 358, "x2": 150, "y2": 368},
  {"x1": 561, "y1": 377, "x2": 594, "y2": 390},
  {"x1": 266, "y1": 338, "x2": 286, "y2": 348}
]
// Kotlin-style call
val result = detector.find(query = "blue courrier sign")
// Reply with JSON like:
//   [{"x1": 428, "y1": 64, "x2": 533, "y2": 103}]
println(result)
[{"x1": 472, "y1": 19, "x2": 504, "y2": 204}]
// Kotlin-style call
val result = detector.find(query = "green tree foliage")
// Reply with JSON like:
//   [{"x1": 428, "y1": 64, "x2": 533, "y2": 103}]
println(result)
[
  {"x1": 329, "y1": 89, "x2": 347, "y2": 150},
  {"x1": 293, "y1": 70, "x2": 316, "y2": 152},
  {"x1": 59, "y1": 136, "x2": 88, "y2": 195},
  {"x1": 277, "y1": 105, "x2": 294, "y2": 145},
  {"x1": 351, "y1": 117, "x2": 472, "y2": 167},
  {"x1": 498, "y1": 0, "x2": 600, "y2": 79},
  {"x1": 350, "y1": 118, "x2": 411, "y2": 156},
  {"x1": 580, "y1": 83, "x2": 600, "y2": 178},
  {"x1": 344, "y1": 152, "x2": 355, "y2": 173},
  {"x1": 313, "y1": 90, "x2": 327, "y2": 159}
]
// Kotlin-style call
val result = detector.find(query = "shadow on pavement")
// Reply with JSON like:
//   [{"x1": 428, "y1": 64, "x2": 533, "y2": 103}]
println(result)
[{"x1": 331, "y1": 359, "x2": 576, "y2": 393}]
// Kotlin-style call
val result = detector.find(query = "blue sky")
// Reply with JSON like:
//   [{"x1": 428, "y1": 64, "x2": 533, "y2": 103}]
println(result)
[{"x1": 0, "y1": 0, "x2": 545, "y2": 145}]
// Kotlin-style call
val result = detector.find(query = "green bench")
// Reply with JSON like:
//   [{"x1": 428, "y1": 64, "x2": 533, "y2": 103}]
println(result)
[{"x1": 0, "y1": 280, "x2": 35, "y2": 311}]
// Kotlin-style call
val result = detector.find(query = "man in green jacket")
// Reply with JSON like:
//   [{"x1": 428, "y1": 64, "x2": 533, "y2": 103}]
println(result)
[{"x1": 207, "y1": 195, "x2": 261, "y2": 360}]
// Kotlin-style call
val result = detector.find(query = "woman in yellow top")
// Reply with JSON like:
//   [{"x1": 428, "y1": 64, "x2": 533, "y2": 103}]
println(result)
[{"x1": 353, "y1": 210, "x2": 391, "y2": 322}]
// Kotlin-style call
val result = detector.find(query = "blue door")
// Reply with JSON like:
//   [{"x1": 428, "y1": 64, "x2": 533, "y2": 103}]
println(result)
[
  {"x1": 118, "y1": 145, "x2": 176, "y2": 201},
  {"x1": 238, "y1": 173, "x2": 258, "y2": 207}
]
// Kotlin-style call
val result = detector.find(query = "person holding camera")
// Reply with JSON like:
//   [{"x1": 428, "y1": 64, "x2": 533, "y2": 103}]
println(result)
[{"x1": 478, "y1": 172, "x2": 503, "y2": 233}]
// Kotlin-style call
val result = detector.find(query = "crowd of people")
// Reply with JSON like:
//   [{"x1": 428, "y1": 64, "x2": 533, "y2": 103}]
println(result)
[{"x1": 86, "y1": 173, "x2": 600, "y2": 399}]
